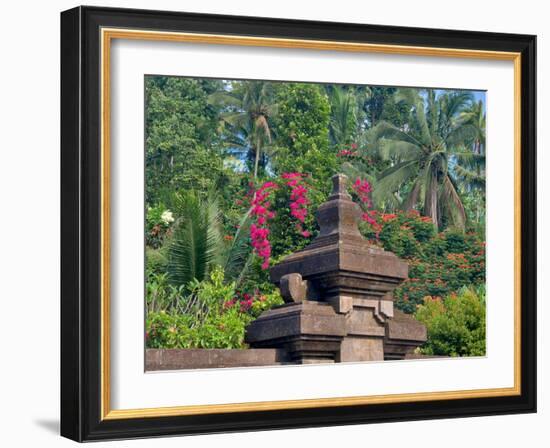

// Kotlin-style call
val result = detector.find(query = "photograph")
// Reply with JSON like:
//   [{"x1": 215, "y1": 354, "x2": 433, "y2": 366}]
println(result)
[{"x1": 143, "y1": 76, "x2": 487, "y2": 370}]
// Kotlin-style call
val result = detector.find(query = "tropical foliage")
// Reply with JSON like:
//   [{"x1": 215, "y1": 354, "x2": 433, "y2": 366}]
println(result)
[
  {"x1": 367, "y1": 89, "x2": 482, "y2": 230},
  {"x1": 415, "y1": 286, "x2": 486, "y2": 357},
  {"x1": 146, "y1": 267, "x2": 283, "y2": 349},
  {"x1": 208, "y1": 81, "x2": 277, "y2": 178},
  {"x1": 145, "y1": 77, "x2": 486, "y2": 355},
  {"x1": 360, "y1": 210, "x2": 485, "y2": 313}
]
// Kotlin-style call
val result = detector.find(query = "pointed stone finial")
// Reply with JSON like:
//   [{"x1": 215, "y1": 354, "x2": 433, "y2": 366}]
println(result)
[
  {"x1": 314, "y1": 173, "x2": 362, "y2": 240},
  {"x1": 329, "y1": 173, "x2": 352, "y2": 200}
]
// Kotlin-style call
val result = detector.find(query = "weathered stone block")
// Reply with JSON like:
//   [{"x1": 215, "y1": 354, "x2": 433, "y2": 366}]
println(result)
[
  {"x1": 339, "y1": 337, "x2": 384, "y2": 362},
  {"x1": 384, "y1": 310, "x2": 428, "y2": 360},
  {"x1": 245, "y1": 301, "x2": 346, "y2": 363},
  {"x1": 145, "y1": 348, "x2": 288, "y2": 370}
]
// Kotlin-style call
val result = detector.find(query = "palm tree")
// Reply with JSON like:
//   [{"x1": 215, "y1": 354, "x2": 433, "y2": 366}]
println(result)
[
  {"x1": 209, "y1": 81, "x2": 277, "y2": 179},
  {"x1": 167, "y1": 190, "x2": 251, "y2": 286},
  {"x1": 455, "y1": 100, "x2": 486, "y2": 192},
  {"x1": 455, "y1": 100, "x2": 487, "y2": 224},
  {"x1": 369, "y1": 89, "x2": 480, "y2": 230},
  {"x1": 328, "y1": 86, "x2": 358, "y2": 146},
  {"x1": 459, "y1": 99, "x2": 486, "y2": 155}
]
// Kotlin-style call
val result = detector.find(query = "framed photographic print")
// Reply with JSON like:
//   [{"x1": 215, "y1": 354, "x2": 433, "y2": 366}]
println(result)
[{"x1": 60, "y1": 6, "x2": 536, "y2": 442}]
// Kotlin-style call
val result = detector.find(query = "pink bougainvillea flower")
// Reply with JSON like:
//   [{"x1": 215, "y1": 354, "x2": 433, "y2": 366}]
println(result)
[
  {"x1": 351, "y1": 177, "x2": 377, "y2": 226},
  {"x1": 285, "y1": 172, "x2": 310, "y2": 228},
  {"x1": 249, "y1": 180, "x2": 278, "y2": 270},
  {"x1": 247, "y1": 172, "x2": 314, "y2": 269}
]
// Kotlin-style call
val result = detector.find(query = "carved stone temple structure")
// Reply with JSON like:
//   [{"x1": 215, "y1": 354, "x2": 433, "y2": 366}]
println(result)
[
  {"x1": 146, "y1": 174, "x2": 427, "y2": 371},
  {"x1": 245, "y1": 174, "x2": 426, "y2": 364}
]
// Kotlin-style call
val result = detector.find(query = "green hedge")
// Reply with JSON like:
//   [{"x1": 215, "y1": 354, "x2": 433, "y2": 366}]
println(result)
[{"x1": 415, "y1": 286, "x2": 486, "y2": 357}]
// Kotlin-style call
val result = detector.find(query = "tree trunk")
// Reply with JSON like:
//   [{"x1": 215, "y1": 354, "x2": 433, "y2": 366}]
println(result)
[
  {"x1": 403, "y1": 181, "x2": 421, "y2": 211},
  {"x1": 253, "y1": 145, "x2": 260, "y2": 179},
  {"x1": 424, "y1": 173, "x2": 439, "y2": 230}
]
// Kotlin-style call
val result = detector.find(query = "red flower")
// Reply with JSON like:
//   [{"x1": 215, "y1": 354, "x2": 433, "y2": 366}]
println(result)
[{"x1": 381, "y1": 213, "x2": 397, "y2": 222}]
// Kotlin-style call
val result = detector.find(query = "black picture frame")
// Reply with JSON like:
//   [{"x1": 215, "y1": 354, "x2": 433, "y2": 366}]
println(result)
[{"x1": 61, "y1": 5, "x2": 536, "y2": 442}]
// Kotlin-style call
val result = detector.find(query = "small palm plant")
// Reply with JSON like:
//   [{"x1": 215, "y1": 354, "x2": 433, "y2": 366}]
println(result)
[{"x1": 167, "y1": 190, "x2": 252, "y2": 287}]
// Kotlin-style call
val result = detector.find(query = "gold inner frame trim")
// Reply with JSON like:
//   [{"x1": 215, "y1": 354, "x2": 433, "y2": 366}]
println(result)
[{"x1": 100, "y1": 27, "x2": 522, "y2": 421}]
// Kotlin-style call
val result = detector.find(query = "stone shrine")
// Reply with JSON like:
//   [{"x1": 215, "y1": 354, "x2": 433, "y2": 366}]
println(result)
[{"x1": 245, "y1": 174, "x2": 426, "y2": 363}]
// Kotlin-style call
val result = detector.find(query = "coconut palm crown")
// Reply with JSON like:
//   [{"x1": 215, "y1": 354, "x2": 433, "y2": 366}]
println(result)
[
  {"x1": 209, "y1": 81, "x2": 277, "y2": 179},
  {"x1": 369, "y1": 88, "x2": 483, "y2": 230}
]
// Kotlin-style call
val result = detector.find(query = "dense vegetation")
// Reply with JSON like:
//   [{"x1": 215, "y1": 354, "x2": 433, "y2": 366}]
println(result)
[
  {"x1": 144, "y1": 76, "x2": 486, "y2": 356},
  {"x1": 415, "y1": 286, "x2": 486, "y2": 357}
]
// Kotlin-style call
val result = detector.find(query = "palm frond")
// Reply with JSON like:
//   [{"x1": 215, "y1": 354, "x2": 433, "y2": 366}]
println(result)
[
  {"x1": 394, "y1": 88, "x2": 421, "y2": 105},
  {"x1": 222, "y1": 210, "x2": 253, "y2": 281},
  {"x1": 402, "y1": 178, "x2": 423, "y2": 211},
  {"x1": 440, "y1": 175, "x2": 467, "y2": 230},
  {"x1": 207, "y1": 90, "x2": 241, "y2": 109},
  {"x1": 443, "y1": 91, "x2": 473, "y2": 119},
  {"x1": 452, "y1": 151, "x2": 486, "y2": 164},
  {"x1": 414, "y1": 95, "x2": 433, "y2": 147},
  {"x1": 369, "y1": 121, "x2": 425, "y2": 150},
  {"x1": 340, "y1": 162, "x2": 376, "y2": 186},
  {"x1": 423, "y1": 167, "x2": 439, "y2": 227},
  {"x1": 167, "y1": 191, "x2": 223, "y2": 286},
  {"x1": 378, "y1": 139, "x2": 423, "y2": 161},
  {"x1": 219, "y1": 111, "x2": 249, "y2": 129},
  {"x1": 373, "y1": 160, "x2": 418, "y2": 206},
  {"x1": 454, "y1": 165, "x2": 486, "y2": 190},
  {"x1": 446, "y1": 123, "x2": 478, "y2": 148},
  {"x1": 254, "y1": 115, "x2": 273, "y2": 142},
  {"x1": 329, "y1": 86, "x2": 358, "y2": 145}
]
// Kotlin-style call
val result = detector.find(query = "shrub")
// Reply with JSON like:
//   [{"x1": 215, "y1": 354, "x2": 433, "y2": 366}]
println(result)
[
  {"x1": 414, "y1": 286, "x2": 486, "y2": 357},
  {"x1": 145, "y1": 266, "x2": 283, "y2": 349},
  {"x1": 145, "y1": 308, "x2": 252, "y2": 349},
  {"x1": 145, "y1": 270, "x2": 185, "y2": 314},
  {"x1": 245, "y1": 172, "x2": 325, "y2": 269},
  {"x1": 146, "y1": 246, "x2": 168, "y2": 274},
  {"x1": 146, "y1": 204, "x2": 174, "y2": 248},
  {"x1": 360, "y1": 210, "x2": 485, "y2": 313}
]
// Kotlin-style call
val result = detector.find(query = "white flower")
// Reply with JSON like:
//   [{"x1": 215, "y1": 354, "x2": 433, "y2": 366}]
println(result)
[{"x1": 161, "y1": 210, "x2": 174, "y2": 225}]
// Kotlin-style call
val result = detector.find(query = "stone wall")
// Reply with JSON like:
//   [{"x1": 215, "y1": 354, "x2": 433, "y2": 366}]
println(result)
[{"x1": 146, "y1": 348, "x2": 288, "y2": 371}]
